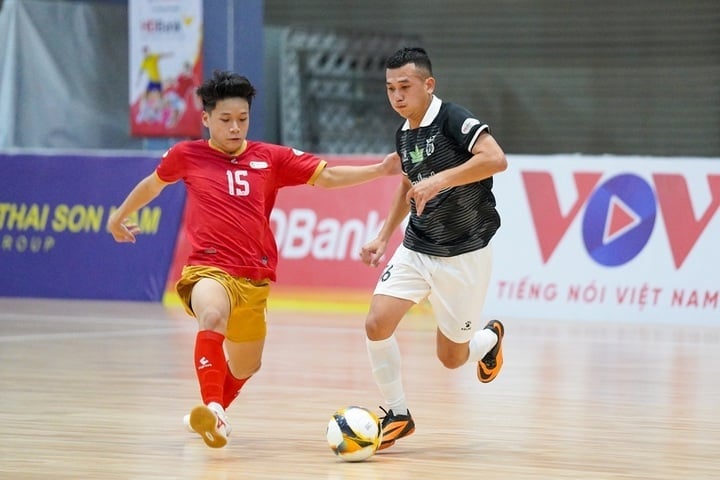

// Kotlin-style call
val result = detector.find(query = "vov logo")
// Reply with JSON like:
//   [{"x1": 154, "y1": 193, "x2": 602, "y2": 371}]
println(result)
[{"x1": 522, "y1": 171, "x2": 720, "y2": 268}]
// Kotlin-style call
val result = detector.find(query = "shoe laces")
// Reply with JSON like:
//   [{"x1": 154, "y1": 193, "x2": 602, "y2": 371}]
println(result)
[
  {"x1": 378, "y1": 406, "x2": 409, "y2": 422},
  {"x1": 216, "y1": 415, "x2": 227, "y2": 430},
  {"x1": 208, "y1": 404, "x2": 229, "y2": 431}
]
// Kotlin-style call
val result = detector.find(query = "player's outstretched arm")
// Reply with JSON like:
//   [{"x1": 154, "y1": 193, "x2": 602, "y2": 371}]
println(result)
[
  {"x1": 107, "y1": 172, "x2": 169, "y2": 243},
  {"x1": 314, "y1": 152, "x2": 401, "y2": 189},
  {"x1": 360, "y1": 178, "x2": 411, "y2": 267}
]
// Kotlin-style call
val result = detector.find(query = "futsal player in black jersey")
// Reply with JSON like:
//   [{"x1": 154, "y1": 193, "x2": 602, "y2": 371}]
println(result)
[{"x1": 360, "y1": 47, "x2": 508, "y2": 451}]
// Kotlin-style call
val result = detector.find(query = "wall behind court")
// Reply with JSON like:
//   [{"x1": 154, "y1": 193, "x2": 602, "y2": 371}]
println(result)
[
  {"x1": 265, "y1": 0, "x2": 720, "y2": 157},
  {"x1": 2, "y1": 0, "x2": 716, "y2": 156}
]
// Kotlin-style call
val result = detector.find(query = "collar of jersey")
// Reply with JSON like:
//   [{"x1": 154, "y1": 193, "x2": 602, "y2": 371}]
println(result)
[
  {"x1": 208, "y1": 138, "x2": 247, "y2": 157},
  {"x1": 402, "y1": 95, "x2": 442, "y2": 131}
]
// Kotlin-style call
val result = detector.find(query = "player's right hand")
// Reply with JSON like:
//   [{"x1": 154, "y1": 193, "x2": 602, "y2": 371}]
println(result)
[
  {"x1": 360, "y1": 238, "x2": 387, "y2": 267},
  {"x1": 380, "y1": 151, "x2": 402, "y2": 176},
  {"x1": 107, "y1": 217, "x2": 141, "y2": 243}
]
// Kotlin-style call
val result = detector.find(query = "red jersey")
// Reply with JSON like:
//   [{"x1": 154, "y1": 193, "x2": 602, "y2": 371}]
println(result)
[{"x1": 156, "y1": 139, "x2": 326, "y2": 281}]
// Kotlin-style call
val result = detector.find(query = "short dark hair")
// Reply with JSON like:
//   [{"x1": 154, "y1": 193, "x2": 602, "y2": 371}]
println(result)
[
  {"x1": 196, "y1": 70, "x2": 257, "y2": 112},
  {"x1": 385, "y1": 47, "x2": 433, "y2": 76}
]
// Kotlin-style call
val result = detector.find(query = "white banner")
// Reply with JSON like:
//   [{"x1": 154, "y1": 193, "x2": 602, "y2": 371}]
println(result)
[
  {"x1": 484, "y1": 154, "x2": 720, "y2": 324},
  {"x1": 128, "y1": 0, "x2": 203, "y2": 137}
]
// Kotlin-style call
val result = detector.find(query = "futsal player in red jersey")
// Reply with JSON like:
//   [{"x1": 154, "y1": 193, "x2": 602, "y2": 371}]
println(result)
[{"x1": 107, "y1": 70, "x2": 400, "y2": 448}]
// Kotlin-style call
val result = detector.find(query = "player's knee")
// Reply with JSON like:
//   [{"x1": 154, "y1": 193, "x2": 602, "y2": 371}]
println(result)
[
  {"x1": 197, "y1": 307, "x2": 227, "y2": 332},
  {"x1": 365, "y1": 314, "x2": 391, "y2": 340},
  {"x1": 364, "y1": 310, "x2": 379, "y2": 337}
]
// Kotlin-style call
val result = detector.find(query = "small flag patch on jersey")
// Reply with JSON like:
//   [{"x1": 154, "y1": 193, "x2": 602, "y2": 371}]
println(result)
[{"x1": 461, "y1": 118, "x2": 480, "y2": 134}]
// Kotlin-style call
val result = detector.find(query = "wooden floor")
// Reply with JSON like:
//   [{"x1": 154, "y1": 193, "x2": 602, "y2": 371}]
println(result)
[{"x1": 0, "y1": 297, "x2": 718, "y2": 480}]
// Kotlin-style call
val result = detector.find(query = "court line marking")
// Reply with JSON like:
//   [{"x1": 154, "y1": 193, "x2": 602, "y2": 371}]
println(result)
[
  {"x1": 0, "y1": 312, "x2": 174, "y2": 326},
  {"x1": 0, "y1": 312, "x2": 195, "y2": 342},
  {"x1": 0, "y1": 326, "x2": 194, "y2": 343}
]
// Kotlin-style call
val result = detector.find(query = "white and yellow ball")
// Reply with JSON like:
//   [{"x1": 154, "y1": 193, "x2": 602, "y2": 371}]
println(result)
[{"x1": 326, "y1": 406, "x2": 382, "y2": 462}]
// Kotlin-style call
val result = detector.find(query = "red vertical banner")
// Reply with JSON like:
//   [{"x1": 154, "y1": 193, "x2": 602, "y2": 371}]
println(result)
[{"x1": 128, "y1": 0, "x2": 203, "y2": 138}]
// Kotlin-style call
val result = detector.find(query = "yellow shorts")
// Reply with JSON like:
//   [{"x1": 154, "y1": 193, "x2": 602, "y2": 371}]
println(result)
[{"x1": 175, "y1": 265, "x2": 271, "y2": 342}]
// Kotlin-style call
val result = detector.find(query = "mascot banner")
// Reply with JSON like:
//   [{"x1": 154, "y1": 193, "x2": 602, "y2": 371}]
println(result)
[{"x1": 129, "y1": 0, "x2": 203, "y2": 138}]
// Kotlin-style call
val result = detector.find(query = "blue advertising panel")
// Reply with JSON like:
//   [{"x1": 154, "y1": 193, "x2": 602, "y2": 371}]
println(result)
[{"x1": 0, "y1": 151, "x2": 185, "y2": 301}]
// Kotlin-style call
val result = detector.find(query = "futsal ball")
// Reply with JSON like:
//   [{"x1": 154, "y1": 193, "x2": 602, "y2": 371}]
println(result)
[{"x1": 326, "y1": 406, "x2": 383, "y2": 462}]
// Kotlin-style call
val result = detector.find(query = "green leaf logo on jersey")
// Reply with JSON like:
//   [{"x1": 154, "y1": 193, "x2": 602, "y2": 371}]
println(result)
[{"x1": 409, "y1": 145, "x2": 424, "y2": 164}]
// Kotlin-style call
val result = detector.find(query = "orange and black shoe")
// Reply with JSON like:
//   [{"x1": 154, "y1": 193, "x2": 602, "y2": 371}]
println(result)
[
  {"x1": 477, "y1": 319, "x2": 504, "y2": 383},
  {"x1": 377, "y1": 406, "x2": 415, "y2": 451}
]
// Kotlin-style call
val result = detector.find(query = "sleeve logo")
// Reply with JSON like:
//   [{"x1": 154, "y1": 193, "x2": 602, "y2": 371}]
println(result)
[{"x1": 461, "y1": 118, "x2": 480, "y2": 135}]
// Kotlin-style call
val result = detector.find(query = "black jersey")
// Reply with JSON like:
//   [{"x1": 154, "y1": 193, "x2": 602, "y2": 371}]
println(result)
[{"x1": 396, "y1": 97, "x2": 501, "y2": 257}]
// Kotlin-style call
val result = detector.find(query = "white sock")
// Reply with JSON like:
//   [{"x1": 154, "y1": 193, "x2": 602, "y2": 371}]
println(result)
[
  {"x1": 468, "y1": 328, "x2": 498, "y2": 362},
  {"x1": 366, "y1": 335, "x2": 407, "y2": 415}
]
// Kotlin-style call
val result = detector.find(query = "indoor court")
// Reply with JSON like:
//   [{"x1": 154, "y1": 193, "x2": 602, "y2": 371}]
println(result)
[
  {"x1": 1, "y1": 297, "x2": 718, "y2": 479},
  {"x1": 2, "y1": 1, "x2": 718, "y2": 479}
]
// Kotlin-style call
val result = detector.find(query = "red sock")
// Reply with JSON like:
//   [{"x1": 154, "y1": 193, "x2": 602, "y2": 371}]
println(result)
[
  {"x1": 222, "y1": 367, "x2": 250, "y2": 409},
  {"x1": 194, "y1": 330, "x2": 227, "y2": 406}
]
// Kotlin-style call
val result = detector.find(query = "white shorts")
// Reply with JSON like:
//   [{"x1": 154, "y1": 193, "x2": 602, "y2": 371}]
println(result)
[{"x1": 373, "y1": 244, "x2": 493, "y2": 343}]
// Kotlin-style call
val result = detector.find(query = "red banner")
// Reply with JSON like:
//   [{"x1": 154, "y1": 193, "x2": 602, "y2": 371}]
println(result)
[{"x1": 164, "y1": 155, "x2": 403, "y2": 299}]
